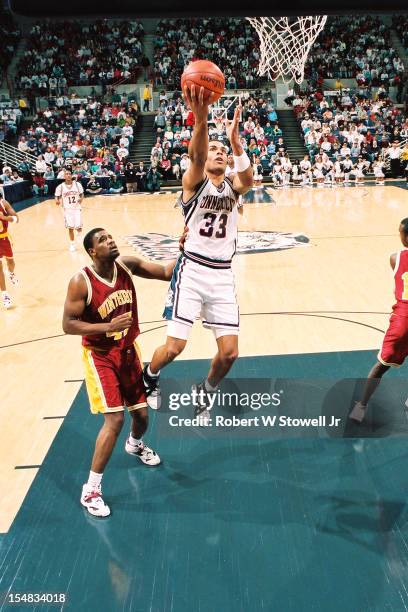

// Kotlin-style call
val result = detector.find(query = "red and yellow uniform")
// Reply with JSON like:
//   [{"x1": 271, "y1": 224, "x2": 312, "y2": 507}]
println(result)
[
  {"x1": 379, "y1": 250, "x2": 408, "y2": 367},
  {"x1": 0, "y1": 200, "x2": 14, "y2": 259},
  {"x1": 81, "y1": 259, "x2": 147, "y2": 413}
]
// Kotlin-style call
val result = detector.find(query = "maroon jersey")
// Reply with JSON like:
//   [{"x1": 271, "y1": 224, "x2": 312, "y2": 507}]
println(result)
[
  {"x1": 0, "y1": 200, "x2": 9, "y2": 235},
  {"x1": 393, "y1": 250, "x2": 408, "y2": 315},
  {"x1": 81, "y1": 260, "x2": 140, "y2": 350}
]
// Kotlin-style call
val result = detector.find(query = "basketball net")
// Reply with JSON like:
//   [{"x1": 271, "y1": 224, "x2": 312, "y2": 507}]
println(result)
[{"x1": 246, "y1": 16, "x2": 327, "y2": 84}]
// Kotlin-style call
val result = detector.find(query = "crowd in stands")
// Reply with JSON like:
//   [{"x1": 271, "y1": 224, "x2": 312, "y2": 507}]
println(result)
[
  {"x1": 0, "y1": 99, "x2": 23, "y2": 141},
  {"x1": 0, "y1": 11, "x2": 20, "y2": 85},
  {"x1": 154, "y1": 19, "x2": 263, "y2": 90},
  {"x1": 392, "y1": 15, "x2": 408, "y2": 52},
  {"x1": 284, "y1": 86, "x2": 408, "y2": 186},
  {"x1": 1, "y1": 90, "x2": 175, "y2": 195},
  {"x1": 151, "y1": 86, "x2": 408, "y2": 188},
  {"x1": 15, "y1": 20, "x2": 145, "y2": 94},
  {"x1": 306, "y1": 16, "x2": 404, "y2": 90},
  {"x1": 0, "y1": 91, "x2": 165, "y2": 195},
  {"x1": 152, "y1": 89, "x2": 292, "y2": 185}
]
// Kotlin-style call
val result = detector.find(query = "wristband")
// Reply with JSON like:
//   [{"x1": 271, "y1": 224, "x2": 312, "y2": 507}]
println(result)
[{"x1": 233, "y1": 151, "x2": 251, "y2": 172}]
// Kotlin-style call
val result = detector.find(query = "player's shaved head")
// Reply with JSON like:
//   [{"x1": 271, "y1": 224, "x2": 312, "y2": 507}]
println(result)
[
  {"x1": 400, "y1": 218, "x2": 408, "y2": 234},
  {"x1": 83, "y1": 227, "x2": 105, "y2": 254}
]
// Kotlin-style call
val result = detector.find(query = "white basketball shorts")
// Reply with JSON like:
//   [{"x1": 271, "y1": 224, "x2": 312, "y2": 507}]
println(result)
[
  {"x1": 163, "y1": 253, "x2": 239, "y2": 340},
  {"x1": 64, "y1": 208, "x2": 82, "y2": 229}
]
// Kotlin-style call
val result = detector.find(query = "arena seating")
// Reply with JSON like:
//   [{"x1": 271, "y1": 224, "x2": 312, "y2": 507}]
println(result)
[
  {"x1": 306, "y1": 16, "x2": 404, "y2": 86},
  {"x1": 15, "y1": 20, "x2": 144, "y2": 93},
  {"x1": 154, "y1": 19, "x2": 263, "y2": 90},
  {"x1": 12, "y1": 95, "x2": 139, "y2": 188},
  {"x1": 392, "y1": 15, "x2": 408, "y2": 51},
  {"x1": 152, "y1": 91, "x2": 285, "y2": 181},
  {"x1": 0, "y1": 10, "x2": 20, "y2": 85},
  {"x1": 288, "y1": 86, "x2": 407, "y2": 181}
]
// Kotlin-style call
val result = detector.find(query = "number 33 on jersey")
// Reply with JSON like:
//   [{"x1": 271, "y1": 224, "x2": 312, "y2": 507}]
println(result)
[{"x1": 180, "y1": 176, "x2": 240, "y2": 262}]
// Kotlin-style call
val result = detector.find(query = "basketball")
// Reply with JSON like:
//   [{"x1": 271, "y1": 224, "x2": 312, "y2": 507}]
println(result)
[{"x1": 181, "y1": 60, "x2": 225, "y2": 103}]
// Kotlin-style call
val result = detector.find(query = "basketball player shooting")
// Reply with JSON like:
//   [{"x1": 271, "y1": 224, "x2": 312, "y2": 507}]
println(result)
[{"x1": 143, "y1": 83, "x2": 253, "y2": 413}]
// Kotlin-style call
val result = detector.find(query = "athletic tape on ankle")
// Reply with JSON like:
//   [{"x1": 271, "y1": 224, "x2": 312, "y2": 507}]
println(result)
[{"x1": 233, "y1": 152, "x2": 251, "y2": 172}]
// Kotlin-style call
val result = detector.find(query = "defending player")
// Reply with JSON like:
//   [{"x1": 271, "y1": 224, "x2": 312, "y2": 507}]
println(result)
[
  {"x1": 55, "y1": 170, "x2": 84, "y2": 252},
  {"x1": 350, "y1": 218, "x2": 408, "y2": 422},
  {"x1": 143, "y1": 85, "x2": 253, "y2": 412},
  {"x1": 62, "y1": 227, "x2": 176, "y2": 517},
  {"x1": 0, "y1": 197, "x2": 19, "y2": 309}
]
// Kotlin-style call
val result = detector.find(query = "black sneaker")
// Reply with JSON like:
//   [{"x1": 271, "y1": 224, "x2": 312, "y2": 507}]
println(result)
[
  {"x1": 191, "y1": 380, "x2": 213, "y2": 419},
  {"x1": 143, "y1": 365, "x2": 161, "y2": 410}
]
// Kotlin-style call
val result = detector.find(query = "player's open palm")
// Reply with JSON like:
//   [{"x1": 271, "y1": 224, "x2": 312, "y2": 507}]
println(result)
[
  {"x1": 109, "y1": 312, "x2": 133, "y2": 332},
  {"x1": 183, "y1": 84, "x2": 214, "y2": 122}
]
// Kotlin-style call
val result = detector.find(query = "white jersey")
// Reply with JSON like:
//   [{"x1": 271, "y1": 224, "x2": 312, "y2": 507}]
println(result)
[
  {"x1": 55, "y1": 180, "x2": 84, "y2": 210},
  {"x1": 180, "y1": 176, "x2": 240, "y2": 263}
]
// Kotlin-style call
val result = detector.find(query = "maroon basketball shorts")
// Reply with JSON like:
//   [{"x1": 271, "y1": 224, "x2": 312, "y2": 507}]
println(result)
[{"x1": 82, "y1": 341, "x2": 147, "y2": 413}]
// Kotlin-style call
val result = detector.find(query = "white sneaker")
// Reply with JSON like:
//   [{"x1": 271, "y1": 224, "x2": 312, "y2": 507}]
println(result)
[
  {"x1": 2, "y1": 293, "x2": 12, "y2": 309},
  {"x1": 8, "y1": 272, "x2": 19, "y2": 286},
  {"x1": 80, "y1": 484, "x2": 110, "y2": 517},
  {"x1": 125, "y1": 438, "x2": 161, "y2": 466},
  {"x1": 69, "y1": 242, "x2": 76, "y2": 252},
  {"x1": 349, "y1": 401, "x2": 367, "y2": 423}
]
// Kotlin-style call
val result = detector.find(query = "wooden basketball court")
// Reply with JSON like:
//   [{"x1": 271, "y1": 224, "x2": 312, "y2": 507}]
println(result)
[
  {"x1": 2, "y1": 182, "x2": 408, "y2": 612},
  {"x1": 1, "y1": 183, "x2": 406, "y2": 533}
]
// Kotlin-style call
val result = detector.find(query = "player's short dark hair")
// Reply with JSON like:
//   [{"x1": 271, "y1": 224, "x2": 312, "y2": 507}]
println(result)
[
  {"x1": 83, "y1": 227, "x2": 105, "y2": 255},
  {"x1": 400, "y1": 218, "x2": 408, "y2": 234}
]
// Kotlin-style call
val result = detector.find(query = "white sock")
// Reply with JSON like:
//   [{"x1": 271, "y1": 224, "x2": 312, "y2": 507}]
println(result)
[
  {"x1": 87, "y1": 470, "x2": 103, "y2": 488},
  {"x1": 129, "y1": 433, "x2": 142, "y2": 446},
  {"x1": 204, "y1": 379, "x2": 218, "y2": 392},
  {"x1": 1, "y1": 291, "x2": 8, "y2": 296},
  {"x1": 147, "y1": 364, "x2": 159, "y2": 378}
]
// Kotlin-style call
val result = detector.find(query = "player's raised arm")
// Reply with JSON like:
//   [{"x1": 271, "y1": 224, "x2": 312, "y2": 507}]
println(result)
[
  {"x1": 227, "y1": 104, "x2": 253, "y2": 195},
  {"x1": 119, "y1": 256, "x2": 176, "y2": 281},
  {"x1": 62, "y1": 273, "x2": 133, "y2": 335},
  {"x1": 182, "y1": 84, "x2": 214, "y2": 195}
]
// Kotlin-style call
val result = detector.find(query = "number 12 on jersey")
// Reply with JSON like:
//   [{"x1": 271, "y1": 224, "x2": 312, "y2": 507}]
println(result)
[{"x1": 199, "y1": 213, "x2": 228, "y2": 239}]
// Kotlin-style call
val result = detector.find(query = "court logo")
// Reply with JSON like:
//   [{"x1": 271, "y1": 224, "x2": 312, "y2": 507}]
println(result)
[{"x1": 124, "y1": 231, "x2": 310, "y2": 260}]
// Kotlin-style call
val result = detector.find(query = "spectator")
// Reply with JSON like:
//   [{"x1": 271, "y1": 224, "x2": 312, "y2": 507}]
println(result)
[
  {"x1": 32, "y1": 172, "x2": 49, "y2": 196},
  {"x1": 35, "y1": 155, "x2": 47, "y2": 175},
  {"x1": 135, "y1": 161, "x2": 147, "y2": 191},
  {"x1": 146, "y1": 166, "x2": 162, "y2": 192},
  {"x1": 85, "y1": 175, "x2": 103, "y2": 195},
  {"x1": 124, "y1": 162, "x2": 138, "y2": 192},
  {"x1": 180, "y1": 153, "x2": 190, "y2": 175},
  {"x1": 108, "y1": 174, "x2": 124, "y2": 194},
  {"x1": 143, "y1": 84, "x2": 152, "y2": 112},
  {"x1": 386, "y1": 141, "x2": 402, "y2": 178}
]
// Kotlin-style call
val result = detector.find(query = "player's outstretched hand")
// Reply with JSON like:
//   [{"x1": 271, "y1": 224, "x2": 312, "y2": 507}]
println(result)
[
  {"x1": 183, "y1": 84, "x2": 215, "y2": 122},
  {"x1": 109, "y1": 312, "x2": 133, "y2": 332},
  {"x1": 226, "y1": 103, "x2": 242, "y2": 147},
  {"x1": 179, "y1": 225, "x2": 189, "y2": 251}
]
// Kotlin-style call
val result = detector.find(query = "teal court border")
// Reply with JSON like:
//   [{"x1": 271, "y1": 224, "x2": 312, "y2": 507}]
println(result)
[{"x1": 2, "y1": 350, "x2": 408, "y2": 611}]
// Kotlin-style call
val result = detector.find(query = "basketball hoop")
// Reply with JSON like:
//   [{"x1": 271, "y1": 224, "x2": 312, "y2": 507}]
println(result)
[{"x1": 246, "y1": 16, "x2": 327, "y2": 84}]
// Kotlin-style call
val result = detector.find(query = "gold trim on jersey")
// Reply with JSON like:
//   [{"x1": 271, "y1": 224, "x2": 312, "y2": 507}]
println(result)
[
  {"x1": 82, "y1": 347, "x2": 120, "y2": 413},
  {"x1": 80, "y1": 269, "x2": 93, "y2": 306},
  {"x1": 116, "y1": 258, "x2": 133, "y2": 278},
  {"x1": 377, "y1": 352, "x2": 402, "y2": 368},
  {"x1": 87, "y1": 261, "x2": 118, "y2": 288}
]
